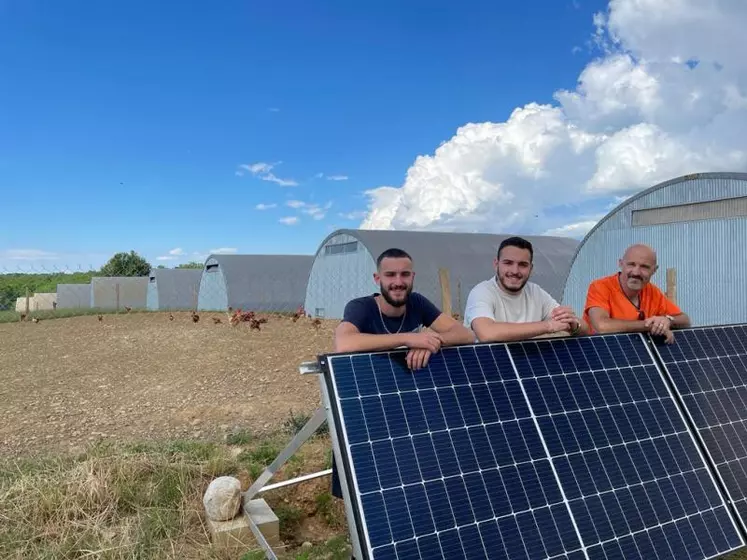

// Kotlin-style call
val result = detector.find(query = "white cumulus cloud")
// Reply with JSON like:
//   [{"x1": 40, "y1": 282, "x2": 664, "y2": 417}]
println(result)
[
  {"x1": 359, "y1": 0, "x2": 747, "y2": 237},
  {"x1": 255, "y1": 203, "x2": 277, "y2": 210},
  {"x1": 209, "y1": 247, "x2": 238, "y2": 254},
  {"x1": 279, "y1": 216, "x2": 299, "y2": 225}
]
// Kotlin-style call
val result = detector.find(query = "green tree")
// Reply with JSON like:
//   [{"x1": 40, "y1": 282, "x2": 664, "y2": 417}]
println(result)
[
  {"x1": 99, "y1": 251, "x2": 151, "y2": 277},
  {"x1": 175, "y1": 261, "x2": 204, "y2": 269}
]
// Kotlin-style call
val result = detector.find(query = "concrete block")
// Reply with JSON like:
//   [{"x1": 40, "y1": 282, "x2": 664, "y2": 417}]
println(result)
[
  {"x1": 243, "y1": 496, "x2": 280, "y2": 547},
  {"x1": 207, "y1": 496, "x2": 281, "y2": 556},
  {"x1": 207, "y1": 515, "x2": 257, "y2": 554}
]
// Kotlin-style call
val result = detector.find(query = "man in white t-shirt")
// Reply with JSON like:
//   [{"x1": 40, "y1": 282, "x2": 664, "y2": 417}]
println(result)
[{"x1": 464, "y1": 236, "x2": 589, "y2": 342}]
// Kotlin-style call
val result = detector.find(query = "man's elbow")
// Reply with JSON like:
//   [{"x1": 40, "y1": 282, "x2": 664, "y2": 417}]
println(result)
[
  {"x1": 453, "y1": 326, "x2": 476, "y2": 345},
  {"x1": 333, "y1": 334, "x2": 354, "y2": 353},
  {"x1": 589, "y1": 318, "x2": 615, "y2": 334},
  {"x1": 471, "y1": 321, "x2": 497, "y2": 343}
]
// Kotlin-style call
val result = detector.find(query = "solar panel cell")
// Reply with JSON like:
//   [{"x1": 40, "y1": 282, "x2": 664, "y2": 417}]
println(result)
[{"x1": 322, "y1": 331, "x2": 743, "y2": 559}]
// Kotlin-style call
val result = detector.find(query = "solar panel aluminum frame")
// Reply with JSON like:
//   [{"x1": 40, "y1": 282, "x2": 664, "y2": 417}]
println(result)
[
  {"x1": 316, "y1": 358, "x2": 368, "y2": 560},
  {"x1": 649, "y1": 323, "x2": 747, "y2": 537},
  {"x1": 318, "y1": 333, "x2": 747, "y2": 560}
]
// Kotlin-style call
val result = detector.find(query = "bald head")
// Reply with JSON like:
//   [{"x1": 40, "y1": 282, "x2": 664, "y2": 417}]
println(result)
[
  {"x1": 618, "y1": 243, "x2": 658, "y2": 294},
  {"x1": 622, "y1": 244, "x2": 657, "y2": 266}
]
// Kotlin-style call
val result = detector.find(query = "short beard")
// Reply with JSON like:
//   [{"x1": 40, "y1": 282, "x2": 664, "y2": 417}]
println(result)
[
  {"x1": 380, "y1": 285, "x2": 410, "y2": 308},
  {"x1": 497, "y1": 273, "x2": 528, "y2": 294}
]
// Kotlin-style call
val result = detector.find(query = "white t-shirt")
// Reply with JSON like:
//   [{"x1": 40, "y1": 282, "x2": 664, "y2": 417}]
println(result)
[{"x1": 463, "y1": 276, "x2": 560, "y2": 329}]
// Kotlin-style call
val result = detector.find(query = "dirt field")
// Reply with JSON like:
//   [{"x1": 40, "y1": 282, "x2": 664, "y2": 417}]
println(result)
[{"x1": 0, "y1": 311, "x2": 337, "y2": 456}]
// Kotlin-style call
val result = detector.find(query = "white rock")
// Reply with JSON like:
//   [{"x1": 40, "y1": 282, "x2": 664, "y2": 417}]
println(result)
[{"x1": 203, "y1": 476, "x2": 242, "y2": 521}]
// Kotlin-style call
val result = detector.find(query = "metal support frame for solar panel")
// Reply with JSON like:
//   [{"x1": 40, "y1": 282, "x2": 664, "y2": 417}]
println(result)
[
  {"x1": 650, "y1": 323, "x2": 747, "y2": 537},
  {"x1": 239, "y1": 365, "x2": 335, "y2": 560},
  {"x1": 318, "y1": 333, "x2": 745, "y2": 560}
]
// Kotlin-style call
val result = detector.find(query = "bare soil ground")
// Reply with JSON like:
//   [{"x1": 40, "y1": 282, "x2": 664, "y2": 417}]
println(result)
[{"x1": 0, "y1": 311, "x2": 336, "y2": 456}]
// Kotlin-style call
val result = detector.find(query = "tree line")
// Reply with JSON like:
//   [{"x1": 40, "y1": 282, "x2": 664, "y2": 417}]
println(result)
[{"x1": 0, "y1": 251, "x2": 204, "y2": 311}]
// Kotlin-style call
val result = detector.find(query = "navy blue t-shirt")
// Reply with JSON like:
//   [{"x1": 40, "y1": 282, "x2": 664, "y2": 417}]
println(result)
[
  {"x1": 331, "y1": 291, "x2": 442, "y2": 498},
  {"x1": 343, "y1": 292, "x2": 441, "y2": 336}
]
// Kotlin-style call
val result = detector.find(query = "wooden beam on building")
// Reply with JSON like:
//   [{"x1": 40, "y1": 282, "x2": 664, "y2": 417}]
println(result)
[
  {"x1": 438, "y1": 268, "x2": 452, "y2": 317},
  {"x1": 666, "y1": 268, "x2": 677, "y2": 304}
]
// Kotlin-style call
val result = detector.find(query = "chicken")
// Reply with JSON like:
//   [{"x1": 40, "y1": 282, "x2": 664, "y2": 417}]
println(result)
[
  {"x1": 168, "y1": 313, "x2": 174, "y2": 321},
  {"x1": 292, "y1": 305, "x2": 305, "y2": 322},
  {"x1": 249, "y1": 319, "x2": 261, "y2": 331},
  {"x1": 229, "y1": 311, "x2": 241, "y2": 327},
  {"x1": 19, "y1": 313, "x2": 26, "y2": 322},
  {"x1": 98, "y1": 314, "x2": 103, "y2": 322},
  {"x1": 31, "y1": 317, "x2": 40, "y2": 324},
  {"x1": 212, "y1": 317, "x2": 222, "y2": 324},
  {"x1": 191, "y1": 311, "x2": 200, "y2": 323},
  {"x1": 311, "y1": 318, "x2": 322, "y2": 329},
  {"x1": 124, "y1": 306, "x2": 132, "y2": 313}
]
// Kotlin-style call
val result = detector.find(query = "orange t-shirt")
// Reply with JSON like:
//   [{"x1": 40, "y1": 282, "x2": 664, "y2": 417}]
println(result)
[{"x1": 583, "y1": 273, "x2": 682, "y2": 333}]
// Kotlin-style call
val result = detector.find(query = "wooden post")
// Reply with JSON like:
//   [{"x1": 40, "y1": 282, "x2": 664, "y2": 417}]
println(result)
[
  {"x1": 666, "y1": 268, "x2": 677, "y2": 304},
  {"x1": 25, "y1": 288, "x2": 30, "y2": 316},
  {"x1": 438, "y1": 268, "x2": 452, "y2": 317},
  {"x1": 115, "y1": 283, "x2": 120, "y2": 311},
  {"x1": 456, "y1": 280, "x2": 462, "y2": 318}
]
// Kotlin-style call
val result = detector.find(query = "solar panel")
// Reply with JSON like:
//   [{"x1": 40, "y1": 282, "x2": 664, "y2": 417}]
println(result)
[
  {"x1": 653, "y1": 324, "x2": 747, "y2": 529},
  {"x1": 319, "y1": 333, "x2": 744, "y2": 560},
  {"x1": 510, "y1": 333, "x2": 743, "y2": 560}
]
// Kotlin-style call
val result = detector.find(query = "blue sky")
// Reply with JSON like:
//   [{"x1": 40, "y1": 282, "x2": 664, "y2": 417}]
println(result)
[{"x1": 2, "y1": 0, "x2": 619, "y2": 271}]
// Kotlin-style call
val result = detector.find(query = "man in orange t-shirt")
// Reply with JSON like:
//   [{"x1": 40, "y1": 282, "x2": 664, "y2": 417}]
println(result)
[{"x1": 583, "y1": 244, "x2": 691, "y2": 343}]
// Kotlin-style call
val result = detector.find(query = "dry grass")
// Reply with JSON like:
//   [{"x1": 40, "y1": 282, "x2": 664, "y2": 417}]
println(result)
[{"x1": 0, "y1": 434, "x2": 348, "y2": 559}]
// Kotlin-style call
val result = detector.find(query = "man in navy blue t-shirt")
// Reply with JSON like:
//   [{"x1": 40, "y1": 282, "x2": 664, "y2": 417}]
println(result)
[{"x1": 330, "y1": 247, "x2": 474, "y2": 500}]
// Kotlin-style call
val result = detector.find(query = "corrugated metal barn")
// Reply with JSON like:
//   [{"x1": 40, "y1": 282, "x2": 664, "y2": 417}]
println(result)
[
  {"x1": 304, "y1": 228, "x2": 579, "y2": 320},
  {"x1": 57, "y1": 284, "x2": 91, "y2": 309},
  {"x1": 196, "y1": 254, "x2": 314, "y2": 312},
  {"x1": 90, "y1": 276, "x2": 149, "y2": 310},
  {"x1": 146, "y1": 268, "x2": 203, "y2": 311},
  {"x1": 562, "y1": 172, "x2": 747, "y2": 327}
]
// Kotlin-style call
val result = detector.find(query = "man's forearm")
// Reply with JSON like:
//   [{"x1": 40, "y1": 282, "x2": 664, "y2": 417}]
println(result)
[
  {"x1": 592, "y1": 317, "x2": 648, "y2": 334},
  {"x1": 475, "y1": 321, "x2": 552, "y2": 343},
  {"x1": 334, "y1": 333, "x2": 410, "y2": 353},
  {"x1": 438, "y1": 325, "x2": 475, "y2": 346}
]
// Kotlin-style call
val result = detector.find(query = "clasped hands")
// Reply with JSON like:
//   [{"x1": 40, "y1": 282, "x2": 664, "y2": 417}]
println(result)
[{"x1": 545, "y1": 306, "x2": 582, "y2": 334}]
